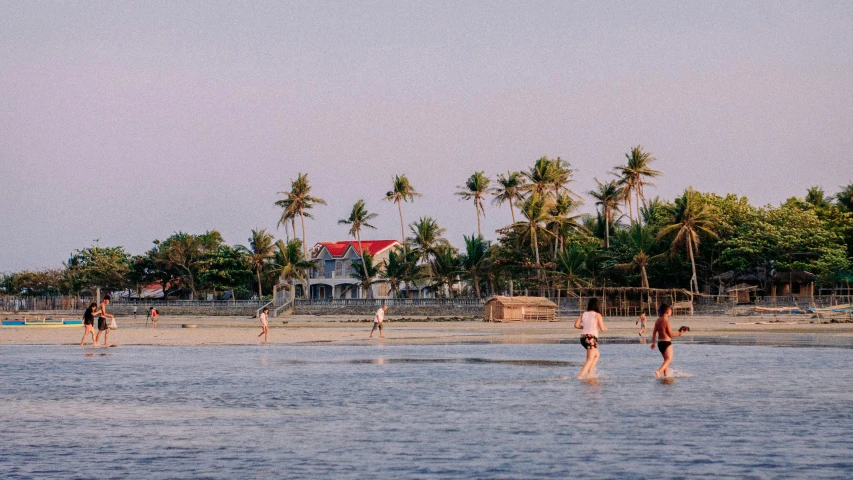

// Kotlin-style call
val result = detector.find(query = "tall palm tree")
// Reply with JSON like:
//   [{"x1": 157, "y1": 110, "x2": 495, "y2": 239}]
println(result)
[
  {"x1": 459, "y1": 234, "x2": 491, "y2": 298},
  {"x1": 383, "y1": 174, "x2": 421, "y2": 242},
  {"x1": 275, "y1": 173, "x2": 327, "y2": 257},
  {"x1": 346, "y1": 252, "x2": 383, "y2": 299},
  {"x1": 837, "y1": 183, "x2": 853, "y2": 212},
  {"x1": 588, "y1": 179, "x2": 624, "y2": 248},
  {"x1": 237, "y1": 229, "x2": 276, "y2": 298},
  {"x1": 513, "y1": 193, "x2": 554, "y2": 281},
  {"x1": 524, "y1": 156, "x2": 557, "y2": 197},
  {"x1": 456, "y1": 171, "x2": 491, "y2": 237},
  {"x1": 430, "y1": 244, "x2": 460, "y2": 298},
  {"x1": 491, "y1": 171, "x2": 526, "y2": 224},
  {"x1": 382, "y1": 246, "x2": 411, "y2": 298},
  {"x1": 657, "y1": 188, "x2": 719, "y2": 293},
  {"x1": 553, "y1": 243, "x2": 590, "y2": 289},
  {"x1": 550, "y1": 157, "x2": 576, "y2": 198},
  {"x1": 640, "y1": 196, "x2": 665, "y2": 226},
  {"x1": 614, "y1": 146, "x2": 662, "y2": 225},
  {"x1": 270, "y1": 239, "x2": 314, "y2": 302},
  {"x1": 805, "y1": 186, "x2": 833, "y2": 210},
  {"x1": 408, "y1": 217, "x2": 449, "y2": 265},
  {"x1": 338, "y1": 200, "x2": 378, "y2": 294}
]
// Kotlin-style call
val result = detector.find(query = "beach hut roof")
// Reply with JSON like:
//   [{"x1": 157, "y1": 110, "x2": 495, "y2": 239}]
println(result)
[
  {"x1": 485, "y1": 296, "x2": 557, "y2": 308},
  {"x1": 725, "y1": 283, "x2": 760, "y2": 293},
  {"x1": 769, "y1": 270, "x2": 815, "y2": 282}
]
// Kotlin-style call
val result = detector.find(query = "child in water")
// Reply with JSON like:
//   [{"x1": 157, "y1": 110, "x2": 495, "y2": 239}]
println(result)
[
  {"x1": 651, "y1": 303, "x2": 689, "y2": 378},
  {"x1": 637, "y1": 312, "x2": 647, "y2": 337}
]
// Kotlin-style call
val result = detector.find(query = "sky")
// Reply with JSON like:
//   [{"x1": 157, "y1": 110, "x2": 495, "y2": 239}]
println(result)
[{"x1": 1, "y1": 1, "x2": 852, "y2": 272}]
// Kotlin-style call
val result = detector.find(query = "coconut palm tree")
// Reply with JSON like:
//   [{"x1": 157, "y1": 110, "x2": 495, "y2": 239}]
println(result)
[
  {"x1": 408, "y1": 217, "x2": 449, "y2": 265},
  {"x1": 491, "y1": 171, "x2": 526, "y2": 224},
  {"x1": 512, "y1": 193, "x2": 554, "y2": 281},
  {"x1": 382, "y1": 246, "x2": 410, "y2": 298},
  {"x1": 614, "y1": 146, "x2": 662, "y2": 225},
  {"x1": 459, "y1": 234, "x2": 491, "y2": 298},
  {"x1": 550, "y1": 157, "x2": 576, "y2": 198},
  {"x1": 236, "y1": 229, "x2": 276, "y2": 298},
  {"x1": 640, "y1": 196, "x2": 666, "y2": 226},
  {"x1": 805, "y1": 186, "x2": 833, "y2": 210},
  {"x1": 657, "y1": 188, "x2": 719, "y2": 293},
  {"x1": 270, "y1": 239, "x2": 314, "y2": 302},
  {"x1": 588, "y1": 179, "x2": 624, "y2": 248},
  {"x1": 430, "y1": 244, "x2": 460, "y2": 298},
  {"x1": 275, "y1": 173, "x2": 327, "y2": 257},
  {"x1": 553, "y1": 243, "x2": 590, "y2": 289},
  {"x1": 614, "y1": 224, "x2": 663, "y2": 289},
  {"x1": 383, "y1": 174, "x2": 421, "y2": 242},
  {"x1": 524, "y1": 156, "x2": 557, "y2": 197},
  {"x1": 338, "y1": 200, "x2": 378, "y2": 294},
  {"x1": 837, "y1": 183, "x2": 853, "y2": 212},
  {"x1": 547, "y1": 192, "x2": 585, "y2": 257},
  {"x1": 456, "y1": 171, "x2": 491, "y2": 237},
  {"x1": 346, "y1": 252, "x2": 383, "y2": 299}
]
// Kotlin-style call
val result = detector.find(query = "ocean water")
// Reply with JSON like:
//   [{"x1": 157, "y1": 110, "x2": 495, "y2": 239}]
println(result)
[{"x1": 1, "y1": 343, "x2": 852, "y2": 479}]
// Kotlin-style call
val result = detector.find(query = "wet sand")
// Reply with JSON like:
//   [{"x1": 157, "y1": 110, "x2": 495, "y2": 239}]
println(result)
[{"x1": 3, "y1": 313, "x2": 853, "y2": 347}]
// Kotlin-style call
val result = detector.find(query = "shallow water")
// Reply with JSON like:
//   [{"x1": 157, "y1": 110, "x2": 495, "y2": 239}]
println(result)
[{"x1": 1, "y1": 343, "x2": 852, "y2": 479}]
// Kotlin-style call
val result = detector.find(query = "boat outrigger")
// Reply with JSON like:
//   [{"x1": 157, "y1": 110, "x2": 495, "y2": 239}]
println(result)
[{"x1": 1, "y1": 318, "x2": 83, "y2": 327}]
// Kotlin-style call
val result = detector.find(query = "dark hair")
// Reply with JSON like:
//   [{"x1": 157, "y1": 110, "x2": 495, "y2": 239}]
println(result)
[
  {"x1": 658, "y1": 303, "x2": 672, "y2": 316},
  {"x1": 586, "y1": 298, "x2": 601, "y2": 314},
  {"x1": 103, "y1": 295, "x2": 111, "y2": 302},
  {"x1": 262, "y1": 307, "x2": 269, "y2": 313},
  {"x1": 88, "y1": 302, "x2": 98, "y2": 310}
]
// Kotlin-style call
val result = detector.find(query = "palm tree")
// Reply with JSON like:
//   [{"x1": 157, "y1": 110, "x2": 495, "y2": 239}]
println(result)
[
  {"x1": 270, "y1": 239, "x2": 314, "y2": 302},
  {"x1": 553, "y1": 243, "x2": 590, "y2": 289},
  {"x1": 491, "y1": 171, "x2": 526, "y2": 223},
  {"x1": 657, "y1": 188, "x2": 719, "y2": 293},
  {"x1": 588, "y1": 179, "x2": 624, "y2": 248},
  {"x1": 237, "y1": 229, "x2": 276, "y2": 298},
  {"x1": 338, "y1": 200, "x2": 378, "y2": 294},
  {"x1": 640, "y1": 196, "x2": 665, "y2": 226},
  {"x1": 347, "y1": 252, "x2": 383, "y2": 299},
  {"x1": 512, "y1": 193, "x2": 554, "y2": 280},
  {"x1": 524, "y1": 156, "x2": 557, "y2": 197},
  {"x1": 614, "y1": 146, "x2": 662, "y2": 224},
  {"x1": 459, "y1": 234, "x2": 491, "y2": 298},
  {"x1": 456, "y1": 171, "x2": 491, "y2": 237},
  {"x1": 430, "y1": 245, "x2": 460, "y2": 298},
  {"x1": 614, "y1": 224, "x2": 662, "y2": 289},
  {"x1": 408, "y1": 217, "x2": 449, "y2": 267},
  {"x1": 382, "y1": 246, "x2": 409, "y2": 298},
  {"x1": 275, "y1": 173, "x2": 327, "y2": 257},
  {"x1": 805, "y1": 186, "x2": 833, "y2": 210},
  {"x1": 837, "y1": 183, "x2": 853, "y2": 212},
  {"x1": 383, "y1": 174, "x2": 421, "y2": 242},
  {"x1": 547, "y1": 192, "x2": 585, "y2": 257},
  {"x1": 550, "y1": 157, "x2": 575, "y2": 198}
]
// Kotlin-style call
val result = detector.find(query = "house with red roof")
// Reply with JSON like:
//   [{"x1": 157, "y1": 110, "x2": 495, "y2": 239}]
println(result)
[{"x1": 307, "y1": 239, "x2": 401, "y2": 299}]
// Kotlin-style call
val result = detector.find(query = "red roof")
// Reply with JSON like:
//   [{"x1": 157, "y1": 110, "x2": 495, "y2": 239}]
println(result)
[{"x1": 315, "y1": 240, "x2": 400, "y2": 258}]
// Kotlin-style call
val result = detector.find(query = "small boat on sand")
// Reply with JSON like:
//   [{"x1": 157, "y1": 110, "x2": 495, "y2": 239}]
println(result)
[{"x1": 1, "y1": 318, "x2": 83, "y2": 327}]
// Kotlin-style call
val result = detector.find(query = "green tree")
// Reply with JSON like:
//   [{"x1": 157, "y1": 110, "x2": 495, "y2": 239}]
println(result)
[
  {"x1": 614, "y1": 224, "x2": 663, "y2": 288},
  {"x1": 614, "y1": 146, "x2": 662, "y2": 224},
  {"x1": 512, "y1": 193, "x2": 554, "y2": 281},
  {"x1": 524, "y1": 156, "x2": 557, "y2": 197},
  {"x1": 347, "y1": 252, "x2": 383, "y2": 299},
  {"x1": 836, "y1": 183, "x2": 853, "y2": 212},
  {"x1": 275, "y1": 173, "x2": 326, "y2": 257},
  {"x1": 338, "y1": 199, "x2": 378, "y2": 295},
  {"x1": 657, "y1": 189, "x2": 719, "y2": 293},
  {"x1": 492, "y1": 171, "x2": 526, "y2": 224},
  {"x1": 383, "y1": 244, "x2": 420, "y2": 298},
  {"x1": 805, "y1": 186, "x2": 833, "y2": 210},
  {"x1": 237, "y1": 228, "x2": 276, "y2": 298},
  {"x1": 65, "y1": 245, "x2": 132, "y2": 298},
  {"x1": 456, "y1": 171, "x2": 491, "y2": 237},
  {"x1": 199, "y1": 245, "x2": 254, "y2": 299},
  {"x1": 408, "y1": 217, "x2": 449, "y2": 271},
  {"x1": 383, "y1": 174, "x2": 421, "y2": 242},
  {"x1": 553, "y1": 243, "x2": 590, "y2": 289},
  {"x1": 547, "y1": 192, "x2": 585, "y2": 257},
  {"x1": 588, "y1": 179, "x2": 624, "y2": 248},
  {"x1": 430, "y1": 245, "x2": 460, "y2": 298},
  {"x1": 154, "y1": 231, "x2": 223, "y2": 299},
  {"x1": 269, "y1": 239, "x2": 314, "y2": 302},
  {"x1": 459, "y1": 234, "x2": 491, "y2": 298}
]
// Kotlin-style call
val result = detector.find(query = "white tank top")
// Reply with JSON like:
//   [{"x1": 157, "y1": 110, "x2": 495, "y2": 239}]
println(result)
[{"x1": 581, "y1": 311, "x2": 599, "y2": 336}]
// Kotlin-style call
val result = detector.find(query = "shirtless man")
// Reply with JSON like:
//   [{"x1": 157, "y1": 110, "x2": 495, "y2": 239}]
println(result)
[
  {"x1": 94, "y1": 295, "x2": 115, "y2": 346},
  {"x1": 650, "y1": 303, "x2": 687, "y2": 378}
]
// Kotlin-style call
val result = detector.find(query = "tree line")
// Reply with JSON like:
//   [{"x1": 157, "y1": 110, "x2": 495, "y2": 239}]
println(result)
[{"x1": 3, "y1": 147, "x2": 852, "y2": 299}]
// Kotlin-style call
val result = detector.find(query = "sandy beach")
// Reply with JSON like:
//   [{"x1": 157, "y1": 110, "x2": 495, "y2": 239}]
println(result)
[{"x1": 3, "y1": 313, "x2": 853, "y2": 347}]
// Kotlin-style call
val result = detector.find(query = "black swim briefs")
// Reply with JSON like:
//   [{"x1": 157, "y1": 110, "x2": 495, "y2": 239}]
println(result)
[{"x1": 657, "y1": 340, "x2": 672, "y2": 354}]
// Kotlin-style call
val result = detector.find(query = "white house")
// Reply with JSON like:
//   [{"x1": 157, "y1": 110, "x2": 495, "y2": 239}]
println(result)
[{"x1": 307, "y1": 240, "x2": 400, "y2": 299}]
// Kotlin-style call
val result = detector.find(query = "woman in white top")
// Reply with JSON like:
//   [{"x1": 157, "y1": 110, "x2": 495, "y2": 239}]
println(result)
[
  {"x1": 573, "y1": 298, "x2": 608, "y2": 380},
  {"x1": 257, "y1": 307, "x2": 269, "y2": 343}
]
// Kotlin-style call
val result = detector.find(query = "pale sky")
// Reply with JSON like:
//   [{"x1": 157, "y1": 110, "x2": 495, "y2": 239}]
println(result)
[{"x1": 2, "y1": 1, "x2": 852, "y2": 272}]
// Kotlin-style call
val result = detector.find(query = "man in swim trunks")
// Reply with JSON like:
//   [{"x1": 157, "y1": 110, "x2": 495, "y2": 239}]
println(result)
[
  {"x1": 650, "y1": 302, "x2": 687, "y2": 378},
  {"x1": 94, "y1": 295, "x2": 115, "y2": 346}
]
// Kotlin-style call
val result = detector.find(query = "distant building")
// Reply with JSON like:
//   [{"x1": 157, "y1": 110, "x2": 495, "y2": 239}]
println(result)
[{"x1": 307, "y1": 240, "x2": 401, "y2": 300}]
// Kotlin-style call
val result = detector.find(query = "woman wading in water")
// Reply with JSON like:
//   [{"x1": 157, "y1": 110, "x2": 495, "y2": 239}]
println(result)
[{"x1": 574, "y1": 298, "x2": 608, "y2": 380}]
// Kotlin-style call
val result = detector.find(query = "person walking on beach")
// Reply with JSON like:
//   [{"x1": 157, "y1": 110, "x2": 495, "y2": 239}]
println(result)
[
  {"x1": 94, "y1": 295, "x2": 115, "y2": 346},
  {"x1": 370, "y1": 305, "x2": 388, "y2": 339},
  {"x1": 257, "y1": 307, "x2": 269, "y2": 343},
  {"x1": 150, "y1": 307, "x2": 159, "y2": 328},
  {"x1": 574, "y1": 298, "x2": 608, "y2": 380},
  {"x1": 637, "y1": 312, "x2": 647, "y2": 337},
  {"x1": 133, "y1": 304, "x2": 137, "y2": 319},
  {"x1": 80, "y1": 303, "x2": 98, "y2": 346},
  {"x1": 651, "y1": 303, "x2": 688, "y2": 378}
]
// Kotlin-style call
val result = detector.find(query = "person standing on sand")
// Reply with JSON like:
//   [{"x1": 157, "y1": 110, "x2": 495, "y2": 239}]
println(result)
[
  {"x1": 133, "y1": 304, "x2": 137, "y2": 319},
  {"x1": 637, "y1": 312, "x2": 647, "y2": 337},
  {"x1": 150, "y1": 307, "x2": 159, "y2": 328},
  {"x1": 258, "y1": 307, "x2": 269, "y2": 343},
  {"x1": 370, "y1": 305, "x2": 388, "y2": 339},
  {"x1": 651, "y1": 303, "x2": 688, "y2": 378},
  {"x1": 80, "y1": 303, "x2": 98, "y2": 346},
  {"x1": 94, "y1": 295, "x2": 115, "y2": 346},
  {"x1": 574, "y1": 298, "x2": 608, "y2": 380}
]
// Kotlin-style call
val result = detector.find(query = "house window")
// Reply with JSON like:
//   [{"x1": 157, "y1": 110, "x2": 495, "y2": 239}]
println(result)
[
  {"x1": 318, "y1": 286, "x2": 326, "y2": 299},
  {"x1": 335, "y1": 261, "x2": 345, "y2": 277},
  {"x1": 791, "y1": 283, "x2": 801, "y2": 294}
]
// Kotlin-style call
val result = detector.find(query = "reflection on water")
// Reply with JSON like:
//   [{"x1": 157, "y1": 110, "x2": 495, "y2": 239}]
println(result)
[{"x1": 1, "y1": 344, "x2": 852, "y2": 479}]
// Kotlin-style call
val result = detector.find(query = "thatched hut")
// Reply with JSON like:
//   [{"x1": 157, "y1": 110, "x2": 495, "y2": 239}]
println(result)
[
  {"x1": 484, "y1": 296, "x2": 557, "y2": 322},
  {"x1": 769, "y1": 270, "x2": 815, "y2": 298}
]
